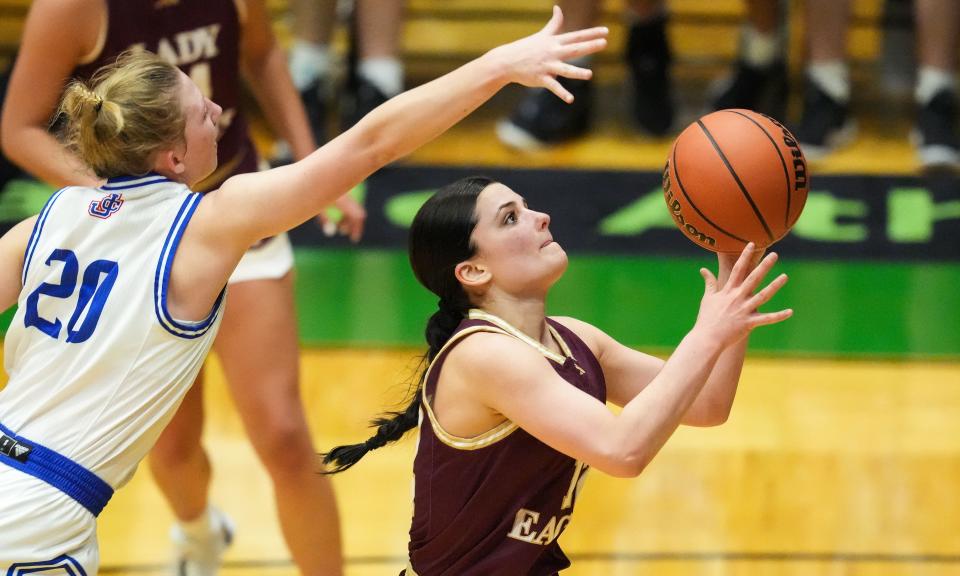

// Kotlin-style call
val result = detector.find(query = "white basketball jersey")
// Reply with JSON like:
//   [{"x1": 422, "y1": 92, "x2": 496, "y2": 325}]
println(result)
[{"x1": 0, "y1": 174, "x2": 224, "y2": 489}]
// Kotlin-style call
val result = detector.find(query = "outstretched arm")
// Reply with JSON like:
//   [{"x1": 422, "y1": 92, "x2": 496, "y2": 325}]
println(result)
[
  {"x1": 456, "y1": 245, "x2": 791, "y2": 478},
  {"x1": 191, "y1": 7, "x2": 607, "y2": 263},
  {"x1": 584, "y1": 248, "x2": 770, "y2": 426}
]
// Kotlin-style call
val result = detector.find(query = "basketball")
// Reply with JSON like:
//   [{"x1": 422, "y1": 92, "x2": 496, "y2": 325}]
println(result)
[{"x1": 662, "y1": 109, "x2": 809, "y2": 252}]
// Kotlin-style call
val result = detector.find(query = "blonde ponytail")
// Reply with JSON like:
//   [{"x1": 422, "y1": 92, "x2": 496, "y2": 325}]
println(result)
[{"x1": 57, "y1": 50, "x2": 185, "y2": 178}]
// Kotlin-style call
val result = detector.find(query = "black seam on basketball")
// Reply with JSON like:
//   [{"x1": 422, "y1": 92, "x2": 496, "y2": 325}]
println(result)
[
  {"x1": 671, "y1": 142, "x2": 750, "y2": 245},
  {"x1": 696, "y1": 120, "x2": 775, "y2": 242},
  {"x1": 724, "y1": 110, "x2": 791, "y2": 228}
]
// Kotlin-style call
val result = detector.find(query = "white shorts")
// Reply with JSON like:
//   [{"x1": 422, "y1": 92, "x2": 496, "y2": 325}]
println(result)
[
  {"x1": 228, "y1": 232, "x2": 295, "y2": 285},
  {"x1": 0, "y1": 467, "x2": 99, "y2": 573}
]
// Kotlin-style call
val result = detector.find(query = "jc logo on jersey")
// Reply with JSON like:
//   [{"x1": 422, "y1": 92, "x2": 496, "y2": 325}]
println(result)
[{"x1": 89, "y1": 193, "x2": 124, "y2": 219}]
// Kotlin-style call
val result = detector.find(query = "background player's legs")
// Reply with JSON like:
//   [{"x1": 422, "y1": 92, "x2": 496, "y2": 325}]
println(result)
[
  {"x1": 557, "y1": 0, "x2": 604, "y2": 29},
  {"x1": 148, "y1": 376, "x2": 233, "y2": 576},
  {"x1": 149, "y1": 380, "x2": 210, "y2": 522},
  {"x1": 495, "y1": 0, "x2": 602, "y2": 149},
  {"x1": 795, "y1": 0, "x2": 855, "y2": 158},
  {"x1": 710, "y1": 0, "x2": 786, "y2": 114},
  {"x1": 912, "y1": 0, "x2": 960, "y2": 168},
  {"x1": 289, "y1": 0, "x2": 339, "y2": 145},
  {"x1": 625, "y1": 0, "x2": 673, "y2": 135},
  {"x1": 214, "y1": 272, "x2": 343, "y2": 576},
  {"x1": 342, "y1": 0, "x2": 407, "y2": 129}
]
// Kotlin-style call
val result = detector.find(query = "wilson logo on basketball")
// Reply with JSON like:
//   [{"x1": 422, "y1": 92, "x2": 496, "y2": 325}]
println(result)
[
  {"x1": 662, "y1": 159, "x2": 718, "y2": 248},
  {"x1": 762, "y1": 113, "x2": 809, "y2": 192},
  {"x1": 89, "y1": 193, "x2": 124, "y2": 219}
]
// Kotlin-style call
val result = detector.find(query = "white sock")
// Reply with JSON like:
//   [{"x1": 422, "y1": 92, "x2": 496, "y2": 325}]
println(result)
[
  {"x1": 179, "y1": 507, "x2": 216, "y2": 539},
  {"x1": 915, "y1": 66, "x2": 957, "y2": 105},
  {"x1": 741, "y1": 25, "x2": 780, "y2": 68},
  {"x1": 808, "y1": 61, "x2": 850, "y2": 103},
  {"x1": 289, "y1": 40, "x2": 332, "y2": 91},
  {"x1": 358, "y1": 57, "x2": 404, "y2": 97}
]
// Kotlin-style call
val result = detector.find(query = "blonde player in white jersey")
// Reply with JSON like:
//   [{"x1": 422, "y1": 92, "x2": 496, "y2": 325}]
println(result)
[{"x1": 0, "y1": 9, "x2": 607, "y2": 572}]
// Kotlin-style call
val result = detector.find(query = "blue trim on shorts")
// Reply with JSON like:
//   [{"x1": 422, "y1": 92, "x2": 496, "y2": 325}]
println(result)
[
  {"x1": 0, "y1": 422, "x2": 112, "y2": 518},
  {"x1": 7, "y1": 554, "x2": 87, "y2": 575}
]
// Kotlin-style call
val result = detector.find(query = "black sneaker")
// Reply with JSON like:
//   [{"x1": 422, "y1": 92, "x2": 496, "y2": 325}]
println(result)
[
  {"x1": 913, "y1": 88, "x2": 960, "y2": 170},
  {"x1": 340, "y1": 77, "x2": 390, "y2": 132},
  {"x1": 625, "y1": 15, "x2": 674, "y2": 136},
  {"x1": 496, "y1": 77, "x2": 593, "y2": 150},
  {"x1": 709, "y1": 61, "x2": 788, "y2": 118},
  {"x1": 271, "y1": 79, "x2": 328, "y2": 167},
  {"x1": 299, "y1": 79, "x2": 328, "y2": 146},
  {"x1": 793, "y1": 79, "x2": 856, "y2": 160}
]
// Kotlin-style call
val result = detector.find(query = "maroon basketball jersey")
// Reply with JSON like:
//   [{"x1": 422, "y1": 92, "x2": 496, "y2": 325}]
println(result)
[
  {"x1": 408, "y1": 310, "x2": 607, "y2": 575},
  {"x1": 73, "y1": 0, "x2": 257, "y2": 190}
]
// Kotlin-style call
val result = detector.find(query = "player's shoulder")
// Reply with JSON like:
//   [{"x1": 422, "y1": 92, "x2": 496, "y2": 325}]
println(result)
[
  {"x1": 446, "y1": 328, "x2": 551, "y2": 377},
  {"x1": 548, "y1": 316, "x2": 609, "y2": 350}
]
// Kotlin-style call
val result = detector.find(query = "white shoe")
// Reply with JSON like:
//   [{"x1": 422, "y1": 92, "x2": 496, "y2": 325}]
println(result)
[{"x1": 170, "y1": 508, "x2": 235, "y2": 576}]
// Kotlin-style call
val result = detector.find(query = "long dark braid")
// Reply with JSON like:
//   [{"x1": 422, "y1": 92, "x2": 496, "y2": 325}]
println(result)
[{"x1": 322, "y1": 177, "x2": 495, "y2": 473}]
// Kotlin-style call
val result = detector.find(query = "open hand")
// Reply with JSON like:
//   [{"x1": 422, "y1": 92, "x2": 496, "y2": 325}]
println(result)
[
  {"x1": 694, "y1": 243, "x2": 792, "y2": 347},
  {"x1": 489, "y1": 6, "x2": 608, "y2": 103}
]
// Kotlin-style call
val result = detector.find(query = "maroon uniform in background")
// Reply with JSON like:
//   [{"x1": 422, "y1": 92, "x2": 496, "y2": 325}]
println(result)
[
  {"x1": 409, "y1": 315, "x2": 607, "y2": 575},
  {"x1": 73, "y1": 0, "x2": 257, "y2": 190}
]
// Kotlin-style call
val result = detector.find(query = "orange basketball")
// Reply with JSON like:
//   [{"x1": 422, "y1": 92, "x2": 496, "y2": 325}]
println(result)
[{"x1": 662, "y1": 109, "x2": 809, "y2": 252}]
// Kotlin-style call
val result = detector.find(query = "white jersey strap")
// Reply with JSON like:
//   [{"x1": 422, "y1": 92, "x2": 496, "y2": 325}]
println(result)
[{"x1": 152, "y1": 192, "x2": 225, "y2": 339}]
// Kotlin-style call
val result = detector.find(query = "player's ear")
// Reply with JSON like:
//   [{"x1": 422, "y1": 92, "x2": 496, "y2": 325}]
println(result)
[
  {"x1": 154, "y1": 148, "x2": 186, "y2": 176},
  {"x1": 455, "y1": 259, "x2": 490, "y2": 290}
]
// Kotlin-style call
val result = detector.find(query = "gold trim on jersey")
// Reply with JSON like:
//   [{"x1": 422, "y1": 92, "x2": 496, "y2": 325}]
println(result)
[
  {"x1": 421, "y1": 325, "x2": 521, "y2": 450},
  {"x1": 467, "y1": 309, "x2": 576, "y2": 365},
  {"x1": 421, "y1": 311, "x2": 583, "y2": 451}
]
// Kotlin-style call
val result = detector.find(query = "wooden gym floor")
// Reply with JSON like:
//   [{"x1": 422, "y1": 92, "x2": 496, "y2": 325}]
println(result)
[
  {"x1": 83, "y1": 351, "x2": 960, "y2": 576},
  {"x1": 0, "y1": 0, "x2": 957, "y2": 573}
]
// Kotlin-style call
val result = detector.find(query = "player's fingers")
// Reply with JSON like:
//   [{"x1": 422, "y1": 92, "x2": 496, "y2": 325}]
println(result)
[
  {"x1": 726, "y1": 242, "x2": 755, "y2": 286},
  {"x1": 542, "y1": 75, "x2": 573, "y2": 103},
  {"x1": 348, "y1": 218, "x2": 365, "y2": 243},
  {"x1": 551, "y1": 61, "x2": 592, "y2": 81},
  {"x1": 700, "y1": 267, "x2": 718, "y2": 293},
  {"x1": 555, "y1": 26, "x2": 609, "y2": 45},
  {"x1": 742, "y1": 251, "x2": 779, "y2": 293},
  {"x1": 541, "y1": 5, "x2": 563, "y2": 35},
  {"x1": 749, "y1": 308, "x2": 793, "y2": 328},
  {"x1": 557, "y1": 38, "x2": 607, "y2": 61},
  {"x1": 747, "y1": 273, "x2": 788, "y2": 309},
  {"x1": 322, "y1": 219, "x2": 337, "y2": 237}
]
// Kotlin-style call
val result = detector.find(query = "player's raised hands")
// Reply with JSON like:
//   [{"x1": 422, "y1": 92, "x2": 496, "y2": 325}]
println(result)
[
  {"x1": 694, "y1": 242, "x2": 793, "y2": 347},
  {"x1": 486, "y1": 6, "x2": 608, "y2": 104}
]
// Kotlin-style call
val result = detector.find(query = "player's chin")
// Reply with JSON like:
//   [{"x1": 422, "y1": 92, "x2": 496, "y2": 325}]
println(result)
[{"x1": 548, "y1": 249, "x2": 569, "y2": 277}]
